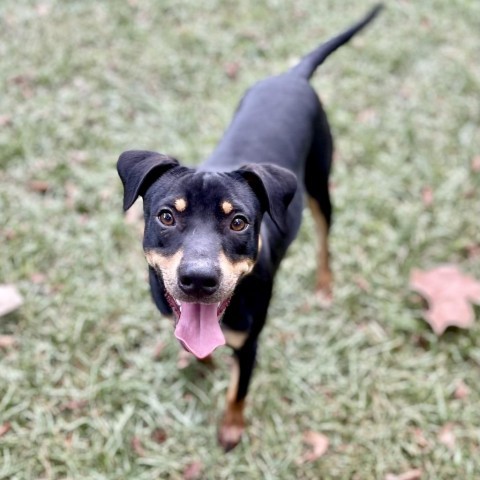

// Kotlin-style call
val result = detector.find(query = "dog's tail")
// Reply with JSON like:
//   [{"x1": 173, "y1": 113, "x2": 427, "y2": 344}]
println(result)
[{"x1": 290, "y1": 4, "x2": 383, "y2": 80}]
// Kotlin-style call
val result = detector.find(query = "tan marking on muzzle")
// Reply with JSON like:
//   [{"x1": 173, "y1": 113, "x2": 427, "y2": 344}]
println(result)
[
  {"x1": 217, "y1": 251, "x2": 255, "y2": 299},
  {"x1": 144, "y1": 249, "x2": 183, "y2": 294},
  {"x1": 221, "y1": 201, "x2": 233, "y2": 215},
  {"x1": 174, "y1": 198, "x2": 187, "y2": 212}
]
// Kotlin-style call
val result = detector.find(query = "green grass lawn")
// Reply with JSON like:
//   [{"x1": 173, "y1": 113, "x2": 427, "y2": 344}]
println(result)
[{"x1": 1, "y1": 0, "x2": 480, "y2": 478}]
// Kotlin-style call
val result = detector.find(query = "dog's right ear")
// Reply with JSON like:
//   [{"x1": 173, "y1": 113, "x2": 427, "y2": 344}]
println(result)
[{"x1": 117, "y1": 150, "x2": 179, "y2": 211}]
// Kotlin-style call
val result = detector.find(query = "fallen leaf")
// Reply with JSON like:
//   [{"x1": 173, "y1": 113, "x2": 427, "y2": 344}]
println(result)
[
  {"x1": 30, "y1": 272, "x2": 47, "y2": 284},
  {"x1": 453, "y1": 380, "x2": 470, "y2": 400},
  {"x1": 0, "y1": 423, "x2": 11, "y2": 437},
  {"x1": 224, "y1": 62, "x2": 240, "y2": 80},
  {"x1": 299, "y1": 431, "x2": 329, "y2": 463},
  {"x1": 131, "y1": 436, "x2": 145, "y2": 456},
  {"x1": 153, "y1": 340, "x2": 166, "y2": 359},
  {"x1": 36, "y1": 3, "x2": 51, "y2": 16},
  {"x1": 421, "y1": 186, "x2": 433, "y2": 207},
  {"x1": 177, "y1": 349, "x2": 192, "y2": 369},
  {"x1": 0, "y1": 285, "x2": 23, "y2": 317},
  {"x1": 0, "y1": 114, "x2": 12, "y2": 127},
  {"x1": 183, "y1": 461, "x2": 203, "y2": 480},
  {"x1": 0, "y1": 335, "x2": 17, "y2": 349},
  {"x1": 357, "y1": 108, "x2": 377, "y2": 124},
  {"x1": 465, "y1": 243, "x2": 480, "y2": 260},
  {"x1": 60, "y1": 399, "x2": 88, "y2": 411},
  {"x1": 472, "y1": 155, "x2": 480, "y2": 173},
  {"x1": 409, "y1": 265, "x2": 480, "y2": 335},
  {"x1": 385, "y1": 468, "x2": 422, "y2": 480},
  {"x1": 151, "y1": 427, "x2": 167, "y2": 444},
  {"x1": 27, "y1": 179, "x2": 50, "y2": 194},
  {"x1": 438, "y1": 423, "x2": 456, "y2": 451},
  {"x1": 411, "y1": 428, "x2": 429, "y2": 450}
]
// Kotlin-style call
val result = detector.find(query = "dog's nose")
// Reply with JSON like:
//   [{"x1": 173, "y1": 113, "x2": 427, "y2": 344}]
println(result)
[{"x1": 178, "y1": 263, "x2": 220, "y2": 297}]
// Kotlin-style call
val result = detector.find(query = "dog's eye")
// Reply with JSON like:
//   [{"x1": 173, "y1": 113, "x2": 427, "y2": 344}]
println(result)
[
  {"x1": 158, "y1": 210, "x2": 175, "y2": 226},
  {"x1": 230, "y1": 216, "x2": 248, "y2": 232}
]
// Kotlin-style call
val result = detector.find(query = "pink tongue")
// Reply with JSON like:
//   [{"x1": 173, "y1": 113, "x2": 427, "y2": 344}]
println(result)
[{"x1": 174, "y1": 303, "x2": 226, "y2": 359}]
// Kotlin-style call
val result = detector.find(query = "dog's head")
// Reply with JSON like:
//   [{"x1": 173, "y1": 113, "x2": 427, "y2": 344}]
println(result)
[{"x1": 117, "y1": 150, "x2": 297, "y2": 358}]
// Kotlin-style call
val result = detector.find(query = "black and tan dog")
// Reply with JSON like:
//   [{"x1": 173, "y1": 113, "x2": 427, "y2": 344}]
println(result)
[{"x1": 117, "y1": 5, "x2": 382, "y2": 451}]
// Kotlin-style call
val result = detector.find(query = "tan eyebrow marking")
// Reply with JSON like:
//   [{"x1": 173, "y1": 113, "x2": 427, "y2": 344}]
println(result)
[
  {"x1": 221, "y1": 201, "x2": 233, "y2": 215},
  {"x1": 174, "y1": 198, "x2": 187, "y2": 212}
]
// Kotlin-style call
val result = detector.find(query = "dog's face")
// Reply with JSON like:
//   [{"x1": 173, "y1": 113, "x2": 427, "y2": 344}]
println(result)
[{"x1": 117, "y1": 150, "x2": 297, "y2": 358}]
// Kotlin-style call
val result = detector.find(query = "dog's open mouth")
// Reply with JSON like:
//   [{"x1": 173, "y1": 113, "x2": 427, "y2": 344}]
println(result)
[{"x1": 165, "y1": 292, "x2": 230, "y2": 359}]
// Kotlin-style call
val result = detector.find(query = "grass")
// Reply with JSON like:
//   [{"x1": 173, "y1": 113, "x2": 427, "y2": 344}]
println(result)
[{"x1": 1, "y1": 0, "x2": 480, "y2": 478}]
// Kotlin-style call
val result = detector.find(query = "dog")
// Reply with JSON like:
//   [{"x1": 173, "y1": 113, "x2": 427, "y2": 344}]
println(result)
[{"x1": 117, "y1": 5, "x2": 382, "y2": 451}]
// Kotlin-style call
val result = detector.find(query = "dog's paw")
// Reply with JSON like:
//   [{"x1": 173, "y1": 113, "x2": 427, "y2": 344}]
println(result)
[
  {"x1": 315, "y1": 271, "x2": 333, "y2": 308},
  {"x1": 314, "y1": 286, "x2": 333, "y2": 308},
  {"x1": 218, "y1": 421, "x2": 244, "y2": 452}
]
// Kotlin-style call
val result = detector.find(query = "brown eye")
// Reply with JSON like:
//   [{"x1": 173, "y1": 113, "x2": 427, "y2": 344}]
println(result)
[
  {"x1": 158, "y1": 210, "x2": 175, "y2": 226},
  {"x1": 230, "y1": 216, "x2": 248, "y2": 232}
]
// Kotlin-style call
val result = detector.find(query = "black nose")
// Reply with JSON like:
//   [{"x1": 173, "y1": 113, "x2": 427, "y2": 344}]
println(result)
[{"x1": 178, "y1": 262, "x2": 220, "y2": 297}]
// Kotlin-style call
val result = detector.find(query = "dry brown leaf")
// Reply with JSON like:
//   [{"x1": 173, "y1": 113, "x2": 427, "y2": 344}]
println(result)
[
  {"x1": 385, "y1": 468, "x2": 422, "y2": 480},
  {"x1": 411, "y1": 427, "x2": 429, "y2": 450},
  {"x1": 421, "y1": 186, "x2": 433, "y2": 207},
  {"x1": 183, "y1": 461, "x2": 203, "y2": 480},
  {"x1": 438, "y1": 423, "x2": 456, "y2": 451},
  {"x1": 27, "y1": 179, "x2": 50, "y2": 194},
  {"x1": 453, "y1": 380, "x2": 470, "y2": 400},
  {"x1": 471, "y1": 155, "x2": 480, "y2": 173},
  {"x1": 0, "y1": 114, "x2": 12, "y2": 127},
  {"x1": 357, "y1": 108, "x2": 377, "y2": 124},
  {"x1": 177, "y1": 349, "x2": 192, "y2": 369},
  {"x1": 152, "y1": 340, "x2": 166, "y2": 359},
  {"x1": 224, "y1": 62, "x2": 240, "y2": 80},
  {"x1": 299, "y1": 431, "x2": 329, "y2": 463},
  {"x1": 0, "y1": 335, "x2": 16, "y2": 349},
  {"x1": 60, "y1": 399, "x2": 88, "y2": 411},
  {"x1": 131, "y1": 436, "x2": 145, "y2": 456},
  {"x1": 409, "y1": 265, "x2": 480, "y2": 335},
  {"x1": 0, "y1": 285, "x2": 23, "y2": 317},
  {"x1": 151, "y1": 427, "x2": 167, "y2": 444},
  {"x1": 0, "y1": 423, "x2": 11, "y2": 437}
]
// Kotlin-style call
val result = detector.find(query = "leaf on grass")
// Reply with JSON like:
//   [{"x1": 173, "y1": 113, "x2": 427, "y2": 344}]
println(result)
[
  {"x1": 151, "y1": 427, "x2": 167, "y2": 444},
  {"x1": 385, "y1": 468, "x2": 422, "y2": 480},
  {"x1": 224, "y1": 62, "x2": 240, "y2": 80},
  {"x1": 183, "y1": 461, "x2": 203, "y2": 480},
  {"x1": 409, "y1": 265, "x2": 480, "y2": 335},
  {"x1": 0, "y1": 423, "x2": 11, "y2": 437},
  {"x1": 153, "y1": 340, "x2": 166, "y2": 359},
  {"x1": 0, "y1": 335, "x2": 16, "y2": 349},
  {"x1": 131, "y1": 436, "x2": 145, "y2": 457},
  {"x1": 453, "y1": 379, "x2": 469, "y2": 400},
  {"x1": 0, "y1": 285, "x2": 23, "y2": 317},
  {"x1": 299, "y1": 431, "x2": 329, "y2": 463},
  {"x1": 421, "y1": 186, "x2": 433, "y2": 207},
  {"x1": 472, "y1": 155, "x2": 480, "y2": 173},
  {"x1": 27, "y1": 179, "x2": 50, "y2": 194},
  {"x1": 438, "y1": 423, "x2": 456, "y2": 451},
  {"x1": 60, "y1": 399, "x2": 88, "y2": 411},
  {"x1": 0, "y1": 114, "x2": 12, "y2": 127},
  {"x1": 411, "y1": 427, "x2": 429, "y2": 450}
]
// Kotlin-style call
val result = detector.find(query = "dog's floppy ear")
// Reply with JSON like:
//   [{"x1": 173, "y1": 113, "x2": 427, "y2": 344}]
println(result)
[
  {"x1": 117, "y1": 150, "x2": 179, "y2": 211},
  {"x1": 236, "y1": 164, "x2": 297, "y2": 233}
]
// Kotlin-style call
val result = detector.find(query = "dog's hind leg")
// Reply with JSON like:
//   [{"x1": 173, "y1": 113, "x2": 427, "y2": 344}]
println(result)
[{"x1": 305, "y1": 112, "x2": 334, "y2": 305}]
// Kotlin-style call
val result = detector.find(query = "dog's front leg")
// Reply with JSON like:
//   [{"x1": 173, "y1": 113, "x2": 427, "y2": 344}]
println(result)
[{"x1": 218, "y1": 340, "x2": 257, "y2": 451}]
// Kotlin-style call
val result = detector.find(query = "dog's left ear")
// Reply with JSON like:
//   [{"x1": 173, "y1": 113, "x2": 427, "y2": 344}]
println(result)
[
  {"x1": 236, "y1": 164, "x2": 297, "y2": 233},
  {"x1": 117, "y1": 150, "x2": 180, "y2": 211}
]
